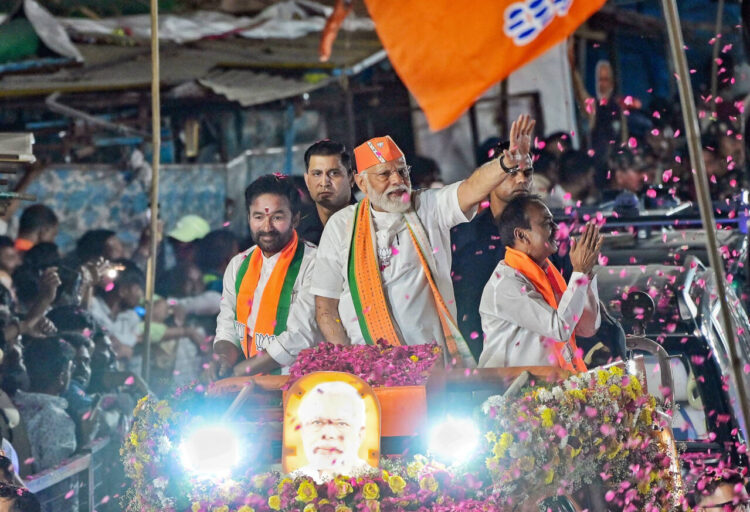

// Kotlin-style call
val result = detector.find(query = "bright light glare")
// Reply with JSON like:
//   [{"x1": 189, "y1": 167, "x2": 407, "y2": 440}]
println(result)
[
  {"x1": 428, "y1": 417, "x2": 479, "y2": 464},
  {"x1": 106, "y1": 268, "x2": 119, "y2": 279},
  {"x1": 179, "y1": 424, "x2": 241, "y2": 478}
]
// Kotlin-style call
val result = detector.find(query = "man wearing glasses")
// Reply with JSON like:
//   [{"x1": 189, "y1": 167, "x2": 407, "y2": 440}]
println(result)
[{"x1": 311, "y1": 115, "x2": 534, "y2": 366}]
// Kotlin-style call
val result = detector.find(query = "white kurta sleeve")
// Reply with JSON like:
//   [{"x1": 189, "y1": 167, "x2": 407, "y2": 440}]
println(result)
[
  {"x1": 264, "y1": 251, "x2": 321, "y2": 366},
  {"x1": 575, "y1": 275, "x2": 601, "y2": 337},
  {"x1": 482, "y1": 271, "x2": 593, "y2": 343},
  {"x1": 418, "y1": 181, "x2": 476, "y2": 231},
  {"x1": 309, "y1": 213, "x2": 347, "y2": 299},
  {"x1": 214, "y1": 253, "x2": 243, "y2": 349}
]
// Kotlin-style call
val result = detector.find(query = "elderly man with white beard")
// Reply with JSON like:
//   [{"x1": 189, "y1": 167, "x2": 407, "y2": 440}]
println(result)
[{"x1": 311, "y1": 115, "x2": 535, "y2": 366}]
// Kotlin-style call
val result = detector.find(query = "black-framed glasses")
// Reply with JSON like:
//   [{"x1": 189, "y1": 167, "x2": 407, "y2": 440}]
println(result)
[{"x1": 368, "y1": 166, "x2": 411, "y2": 182}]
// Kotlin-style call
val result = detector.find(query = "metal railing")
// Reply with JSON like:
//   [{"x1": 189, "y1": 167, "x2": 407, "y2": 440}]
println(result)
[{"x1": 25, "y1": 437, "x2": 110, "y2": 512}]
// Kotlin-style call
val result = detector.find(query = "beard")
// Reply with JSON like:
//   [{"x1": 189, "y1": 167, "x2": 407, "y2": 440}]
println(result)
[
  {"x1": 251, "y1": 228, "x2": 294, "y2": 254},
  {"x1": 368, "y1": 183, "x2": 412, "y2": 213}
]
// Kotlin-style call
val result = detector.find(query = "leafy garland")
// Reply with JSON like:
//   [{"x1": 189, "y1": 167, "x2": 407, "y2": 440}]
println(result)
[{"x1": 123, "y1": 365, "x2": 685, "y2": 511}]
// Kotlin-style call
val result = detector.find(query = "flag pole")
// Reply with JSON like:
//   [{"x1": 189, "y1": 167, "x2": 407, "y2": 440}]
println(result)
[
  {"x1": 661, "y1": 0, "x2": 750, "y2": 439},
  {"x1": 141, "y1": 0, "x2": 162, "y2": 383}
]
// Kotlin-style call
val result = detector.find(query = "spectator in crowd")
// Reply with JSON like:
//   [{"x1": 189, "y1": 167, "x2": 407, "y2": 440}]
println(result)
[
  {"x1": 59, "y1": 332, "x2": 99, "y2": 442},
  {"x1": 212, "y1": 174, "x2": 320, "y2": 379},
  {"x1": 0, "y1": 482, "x2": 41, "y2": 512},
  {"x1": 141, "y1": 296, "x2": 204, "y2": 392},
  {"x1": 75, "y1": 229, "x2": 125, "y2": 264},
  {"x1": 13, "y1": 337, "x2": 78, "y2": 472},
  {"x1": 530, "y1": 151, "x2": 557, "y2": 197},
  {"x1": 478, "y1": 195, "x2": 601, "y2": 371},
  {"x1": 197, "y1": 230, "x2": 239, "y2": 293},
  {"x1": 0, "y1": 238, "x2": 19, "y2": 297},
  {"x1": 451, "y1": 140, "x2": 573, "y2": 358},
  {"x1": 14, "y1": 205, "x2": 58, "y2": 253},
  {"x1": 547, "y1": 150, "x2": 597, "y2": 209},
  {"x1": 410, "y1": 155, "x2": 444, "y2": 189},
  {"x1": 298, "y1": 140, "x2": 355, "y2": 245},
  {"x1": 87, "y1": 261, "x2": 144, "y2": 373},
  {"x1": 542, "y1": 131, "x2": 574, "y2": 159},
  {"x1": 608, "y1": 149, "x2": 651, "y2": 204},
  {"x1": 164, "y1": 214, "x2": 210, "y2": 271}
]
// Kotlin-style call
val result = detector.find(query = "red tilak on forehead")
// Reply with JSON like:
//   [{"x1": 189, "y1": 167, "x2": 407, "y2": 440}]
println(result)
[{"x1": 264, "y1": 207, "x2": 269, "y2": 213}]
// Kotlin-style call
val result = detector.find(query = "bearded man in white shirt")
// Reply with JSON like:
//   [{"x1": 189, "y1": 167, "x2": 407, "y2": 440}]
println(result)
[
  {"x1": 478, "y1": 195, "x2": 602, "y2": 371},
  {"x1": 311, "y1": 115, "x2": 535, "y2": 366},
  {"x1": 211, "y1": 174, "x2": 320, "y2": 379}
]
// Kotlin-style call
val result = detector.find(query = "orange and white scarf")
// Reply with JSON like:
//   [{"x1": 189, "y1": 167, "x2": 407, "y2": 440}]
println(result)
[
  {"x1": 347, "y1": 198, "x2": 475, "y2": 368},
  {"x1": 235, "y1": 231, "x2": 305, "y2": 358},
  {"x1": 504, "y1": 247, "x2": 587, "y2": 373}
]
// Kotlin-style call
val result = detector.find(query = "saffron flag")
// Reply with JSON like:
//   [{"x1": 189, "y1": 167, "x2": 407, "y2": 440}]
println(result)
[{"x1": 363, "y1": 0, "x2": 606, "y2": 131}]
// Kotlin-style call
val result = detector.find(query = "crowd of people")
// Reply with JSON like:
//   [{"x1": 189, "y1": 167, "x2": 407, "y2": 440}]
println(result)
[{"x1": 0, "y1": 106, "x2": 744, "y2": 509}]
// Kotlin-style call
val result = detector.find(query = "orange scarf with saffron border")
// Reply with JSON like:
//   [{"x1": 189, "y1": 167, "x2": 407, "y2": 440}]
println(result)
[
  {"x1": 504, "y1": 247, "x2": 587, "y2": 373},
  {"x1": 347, "y1": 199, "x2": 476, "y2": 368}
]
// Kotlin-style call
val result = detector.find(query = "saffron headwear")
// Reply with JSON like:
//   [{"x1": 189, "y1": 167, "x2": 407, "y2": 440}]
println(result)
[{"x1": 353, "y1": 136, "x2": 404, "y2": 173}]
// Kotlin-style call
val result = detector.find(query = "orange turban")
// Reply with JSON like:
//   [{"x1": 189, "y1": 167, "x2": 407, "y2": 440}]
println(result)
[{"x1": 353, "y1": 136, "x2": 405, "y2": 173}]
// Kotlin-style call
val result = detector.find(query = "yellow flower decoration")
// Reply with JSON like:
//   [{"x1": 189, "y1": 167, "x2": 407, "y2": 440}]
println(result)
[
  {"x1": 296, "y1": 480, "x2": 318, "y2": 503},
  {"x1": 334, "y1": 506, "x2": 352, "y2": 512},
  {"x1": 609, "y1": 366, "x2": 624, "y2": 377},
  {"x1": 419, "y1": 475, "x2": 438, "y2": 492},
  {"x1": 268, "y1": 495, "x2": 281, "y2": 511},
  {"x1": 192, "y1": 503, "x2": 201, "y2": 512},
  {"x1": 236, "y1": 507, "x2": 255, "y2": 512},
  {"x1": 362, "y1": 482, "x2": 380, "y2": 500},
  {"x1": 544, "y1": 468, "x2": 555, "y2": 485},
  {"x1": 410, "y1": 355, "x2": 419, "y2": 362},
  {"x1": 303, "y1": 504, "x2": 317, "y2": 512},
  {"x1": 388, "y1": 475, "x2": 406, "y2": 495},
  {"x1": 365, "y1": 500, "x2": 380, "y2": 512},
  {"x1": 406, "y1": 461, "x2": 424, "y2": 479},
  {"x1": 130, "y1": 431, "x2": 139, "y2": 447},
  {"x1": 277, "y1": 477, "x2": 293, "y2": 492},
  {"x1": 212, "y1": 507, "x2": 229, "y2": 512},
  {"x1": 334, "y1": 478, "x2": 353, "y2": 499},
  {"x1": 540, "y1": 407, "x2": 555, "y2": 428}
]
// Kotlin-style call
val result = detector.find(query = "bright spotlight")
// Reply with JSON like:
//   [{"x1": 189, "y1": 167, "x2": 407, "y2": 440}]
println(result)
[
  {"x1": 179, "y1": 424, "x2": 241, "y2": 478},
  {"x1": 428, "y1": 416, "x2": 479, "y2": 464}
]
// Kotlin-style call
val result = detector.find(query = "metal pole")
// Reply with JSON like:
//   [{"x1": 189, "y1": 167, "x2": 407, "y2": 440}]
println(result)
[
  {"x1": 141, "y1": 0, "x2": 162, "y2": 382},
  {"x1": 662, "y1": 0, "x2": 750, "y2": 439},
  {"x1": 710, "y1": 0, "x2": 725, "y2": 100}
]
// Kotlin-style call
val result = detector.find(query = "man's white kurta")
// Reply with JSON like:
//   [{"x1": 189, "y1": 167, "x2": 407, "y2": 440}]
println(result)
[
  {"x1": 214, "y1": 241, "x2": 320, "y2": 367},
  {"x1": 478, "y1": 261, "x2": 601, "y2": 368},
  {"x1": 311, "y1": 182, "x2": 475, "y2": 346}
]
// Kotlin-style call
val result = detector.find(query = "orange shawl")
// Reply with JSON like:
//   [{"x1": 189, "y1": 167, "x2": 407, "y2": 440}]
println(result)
[
  {"x1": 235, "y1": 231, "x2": 303, "y2": 358},
  {"x1": 504, "y1": 247, "x2": 587, "y2": 373}
]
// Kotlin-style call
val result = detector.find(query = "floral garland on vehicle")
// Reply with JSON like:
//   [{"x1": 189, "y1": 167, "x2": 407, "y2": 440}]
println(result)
[
  {"x1": 482, "y1": 366, "x2": 685, "y2": 511},
  {"x1": 182, "y1": 457, "x2": 497, "y2": 512},
  {"x1": 123, "y1": 364, "x2": 684, "y2": 511},
  {"x1": 283, "y1": 341, "x2": 441, "y2": 390}
]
